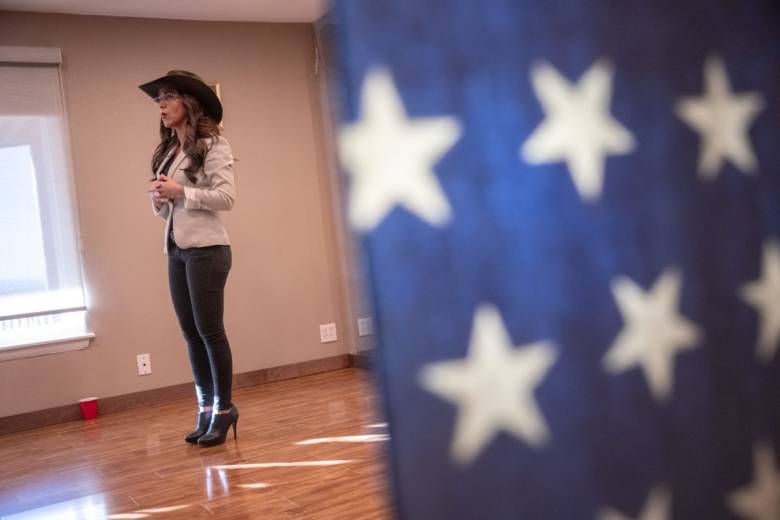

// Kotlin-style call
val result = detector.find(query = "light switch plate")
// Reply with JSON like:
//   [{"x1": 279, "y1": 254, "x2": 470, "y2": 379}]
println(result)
[
  {"x1": 357, "y1": 317, "x2": 374, "y2": 336},
  {"x1": 320, "y1": 323, "x2": 338, "y2": 343}
]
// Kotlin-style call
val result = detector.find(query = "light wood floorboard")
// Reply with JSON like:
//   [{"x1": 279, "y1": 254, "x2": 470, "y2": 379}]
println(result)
[{"x1": 0, "y1": 368, "x2": 391, "y2": 519}]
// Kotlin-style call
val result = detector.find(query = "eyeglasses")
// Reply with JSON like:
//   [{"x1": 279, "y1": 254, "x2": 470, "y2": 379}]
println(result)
[{"x1": 153, "y1": 93, "x2": 180, "y2": 104}]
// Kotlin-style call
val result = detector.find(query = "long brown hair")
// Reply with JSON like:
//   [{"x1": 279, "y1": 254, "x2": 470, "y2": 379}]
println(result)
[{"x1": 150, "y1": 90, "x2": 221, "y2": 183}]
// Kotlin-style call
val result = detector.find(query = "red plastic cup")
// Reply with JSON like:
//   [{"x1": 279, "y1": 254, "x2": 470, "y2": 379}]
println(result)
[{"x1": 79, "y1": 397, "x2": 99, "y2": 420}]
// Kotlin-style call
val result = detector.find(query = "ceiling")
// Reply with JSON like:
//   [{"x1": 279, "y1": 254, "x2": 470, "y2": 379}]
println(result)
[{"x1": 0, "y1": 0, "x2": 329, "y2": 23}]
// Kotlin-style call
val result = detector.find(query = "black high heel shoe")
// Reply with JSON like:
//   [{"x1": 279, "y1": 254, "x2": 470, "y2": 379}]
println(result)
[
  {"x1": 198, "y1": 405, "x2": 239, "y2": 447},
  {"x1": 185, "y1": 411, "x2": 212, "y2": 444}
]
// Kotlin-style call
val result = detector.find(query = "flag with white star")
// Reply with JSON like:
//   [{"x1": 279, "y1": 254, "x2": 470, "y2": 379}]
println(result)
[{"x1": 328, "y1": 1, "x2": 780, "y2": 518}]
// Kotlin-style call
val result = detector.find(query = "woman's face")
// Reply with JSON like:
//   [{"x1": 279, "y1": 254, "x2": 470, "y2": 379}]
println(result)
[{"x1": 155, "y1": 88, "x2": 186, "y2": 129}]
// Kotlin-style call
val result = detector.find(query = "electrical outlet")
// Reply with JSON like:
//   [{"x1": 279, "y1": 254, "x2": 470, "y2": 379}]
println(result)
[
  {"x1": 357, "y1": 317, "x2": 374, "y2": 336},
  {"x1": 137, "y1": 353, "x2": 152, "y2": 376},
  {"x1": 320, "y1": 323, "x2": 338, "y2": 343}
]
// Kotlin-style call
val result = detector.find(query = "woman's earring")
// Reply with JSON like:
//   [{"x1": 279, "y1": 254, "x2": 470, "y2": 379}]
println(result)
[{"x1": 170, "y1": 129, "x2": 175, "y2": 138}]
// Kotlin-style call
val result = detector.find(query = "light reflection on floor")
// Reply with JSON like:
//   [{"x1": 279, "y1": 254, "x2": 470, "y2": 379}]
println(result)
[
  {"x1": 208, "y1": 459, "x2": 355, "y2": 471},
  {"x1": 295, "y1": 434, "x2": 389, "y2": 445},
  {"x1": 236, "y1": 483, "x2": 271, "y2": 490},
  {"x1": 204, "y1": 466, "x2": 230, "y2": 499},
  {"x1": 1, "y1": 496, "x2": 194, "y2": 520},
  {"x1": 2, "y1": 494, "x2": 107, "y2": 520}
]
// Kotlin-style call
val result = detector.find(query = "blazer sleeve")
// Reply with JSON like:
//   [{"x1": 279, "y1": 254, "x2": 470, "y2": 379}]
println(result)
[
  {"x1": 151, "y1": 198, "x2": 170, "y2": 219},
  {"x1": 182, "y1": 136, "x2": 236, "y2": 211}
]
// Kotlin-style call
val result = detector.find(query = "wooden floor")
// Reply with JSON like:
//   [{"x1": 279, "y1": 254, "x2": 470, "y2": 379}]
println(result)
[{"x1": 0, "y1": 368, "x2": 392, "y2": 519}]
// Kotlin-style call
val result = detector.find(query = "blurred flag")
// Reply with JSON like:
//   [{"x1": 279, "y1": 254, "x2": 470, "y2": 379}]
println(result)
[{"x1": 331, "y1": 1, "x2": 780, "y2": 518}]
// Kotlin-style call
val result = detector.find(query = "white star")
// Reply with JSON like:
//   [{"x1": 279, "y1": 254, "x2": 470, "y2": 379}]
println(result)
[
  {"x1": 418, "y1": 304, "x2": 557, "y2": 465},
  {"x1": 599, "y1": 486, "x2": 672, "y2": 520},
  {"x1": 603, "y1": 268, "x2": 702, "y2": 402},
  {"x1": 675, "y1": 55, "x2": 765, "y2": 180},
  {"x1": 521, "y1": 59, "x2": 636, "y2": 201},
  {"x1": 338, "y1": 67, "x2": 461, "y2": 231},
  {"x1": 740, "y1": 239, "x2": 780, "y2": 363},
  {"x1": 728, "y1": 443, "x2": 780, "y2": 520}
]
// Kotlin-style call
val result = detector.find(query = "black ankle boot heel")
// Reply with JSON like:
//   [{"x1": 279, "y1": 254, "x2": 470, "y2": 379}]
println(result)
[
  {"x1": 198, "y1": 405, "x2": 239, "y2": 447},
  {"x1": 185, "y1": 411, "x2": 212, "y2": 444}
]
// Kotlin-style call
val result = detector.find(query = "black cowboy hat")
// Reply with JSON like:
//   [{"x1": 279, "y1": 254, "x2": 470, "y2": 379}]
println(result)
[{"x1": 139, "y1": 70, "x2": 222, "y2": 123}]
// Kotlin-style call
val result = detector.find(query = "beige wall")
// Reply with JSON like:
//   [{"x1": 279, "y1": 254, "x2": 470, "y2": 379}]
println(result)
[
  {"x1": 0, "y1": 11, "x2": 354, "y2": 417},
  {"x1": 312, "y1": 17, "x2": 377, "y2": 355}
]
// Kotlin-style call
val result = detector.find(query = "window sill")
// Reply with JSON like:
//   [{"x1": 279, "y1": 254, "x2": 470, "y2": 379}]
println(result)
[{"x1": 0, "y1": 333, "x2": 95, "y2": 362}]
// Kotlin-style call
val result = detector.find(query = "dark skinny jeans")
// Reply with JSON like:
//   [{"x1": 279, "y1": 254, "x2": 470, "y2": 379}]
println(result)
[{"x1": 167, "y1": 239, "x2": 233, "y2": 411}]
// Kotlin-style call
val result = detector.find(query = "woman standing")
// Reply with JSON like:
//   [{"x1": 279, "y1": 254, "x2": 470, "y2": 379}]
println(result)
[{"x1": 140, "y1": 70, "x2": 238, "y2": 446}]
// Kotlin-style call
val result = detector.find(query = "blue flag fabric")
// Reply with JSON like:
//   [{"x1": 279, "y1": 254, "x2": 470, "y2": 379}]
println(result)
[{"x1": 331, "y1": 2, "x2": 780, "y2": 518}]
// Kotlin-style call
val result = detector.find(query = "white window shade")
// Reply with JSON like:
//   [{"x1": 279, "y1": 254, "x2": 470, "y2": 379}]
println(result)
[{"x1": 0, "y1": 51, "x2": 89, "y2": 350}]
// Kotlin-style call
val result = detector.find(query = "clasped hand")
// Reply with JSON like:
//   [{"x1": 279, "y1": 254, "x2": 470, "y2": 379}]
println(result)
[{"x1": 148, "y1": 174, "x2": 184, "y2": 203}]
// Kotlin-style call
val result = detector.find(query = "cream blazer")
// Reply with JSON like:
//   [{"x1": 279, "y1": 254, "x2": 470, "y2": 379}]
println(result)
[{"x1": 152, "y1": 136, "x2": 235, "y2": 255}]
